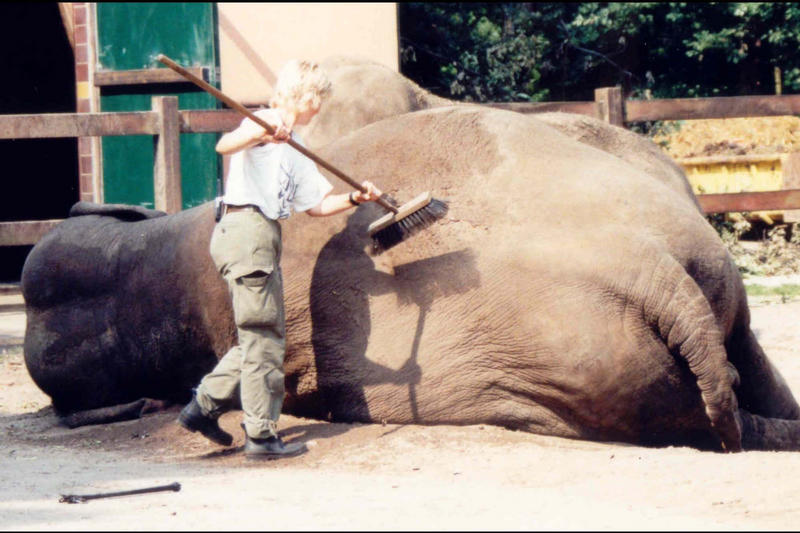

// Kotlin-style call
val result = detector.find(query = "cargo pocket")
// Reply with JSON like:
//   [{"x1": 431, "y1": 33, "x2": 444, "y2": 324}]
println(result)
[{"x1": 232, "y1": 266, "x2": 281, "y2": 328}]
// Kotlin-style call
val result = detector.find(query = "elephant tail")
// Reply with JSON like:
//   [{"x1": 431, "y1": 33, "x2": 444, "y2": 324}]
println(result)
[{"x1": 632, "y1": 254, "x2": 743, "y2": 452}]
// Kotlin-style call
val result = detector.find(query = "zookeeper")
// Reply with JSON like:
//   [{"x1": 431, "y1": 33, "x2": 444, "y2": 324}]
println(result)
[{"x1": 177, "y1": 59, "x2": 382, "y2": 459}]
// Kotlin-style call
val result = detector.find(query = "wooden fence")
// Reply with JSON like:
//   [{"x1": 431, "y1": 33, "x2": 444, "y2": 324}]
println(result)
[
  {"x1": 0, "y1": 96, "x2": 240, "y2": 246},
  {"x1": 3, "y1": 88, "x2": 800, "y2": 247}
]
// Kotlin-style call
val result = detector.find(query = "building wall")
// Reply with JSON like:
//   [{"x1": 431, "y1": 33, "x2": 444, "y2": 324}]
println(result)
[{"x1": 217, "y1": 3, "x2": 398, "y2": 105}]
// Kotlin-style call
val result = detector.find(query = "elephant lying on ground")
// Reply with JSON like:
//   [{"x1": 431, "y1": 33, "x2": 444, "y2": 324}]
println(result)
[{"x1": 23, "y1": 105, "x2": 800, "y2": 451}]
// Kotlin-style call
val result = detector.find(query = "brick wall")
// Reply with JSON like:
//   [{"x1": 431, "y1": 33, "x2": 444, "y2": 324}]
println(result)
[{"x1": 71, "y1": 2, "x2": 101, "y2": 203}]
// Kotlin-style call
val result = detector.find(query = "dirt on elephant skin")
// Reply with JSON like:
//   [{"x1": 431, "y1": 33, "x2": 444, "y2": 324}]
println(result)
[{"x1": 2, "y1": 300, "x2": 800, "y2": 530}]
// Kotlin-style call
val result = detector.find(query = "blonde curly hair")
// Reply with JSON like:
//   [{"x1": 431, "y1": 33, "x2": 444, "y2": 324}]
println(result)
[{"x1": 269, "y1": 59, "x2": 332, "y2": 111}]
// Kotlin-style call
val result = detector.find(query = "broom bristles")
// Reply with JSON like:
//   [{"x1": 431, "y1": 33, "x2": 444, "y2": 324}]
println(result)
[{"x1": 369, "y1": 197, "x2": 448, "y2": 254}]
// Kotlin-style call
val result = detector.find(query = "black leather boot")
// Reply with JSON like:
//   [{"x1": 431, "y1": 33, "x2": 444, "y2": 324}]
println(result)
[
  {"x1": 177, "y1": 396, "x2": 233, "y2": 446},
  {"x1": 244, "y1": 435, "x2": 307, "y2": 460}
]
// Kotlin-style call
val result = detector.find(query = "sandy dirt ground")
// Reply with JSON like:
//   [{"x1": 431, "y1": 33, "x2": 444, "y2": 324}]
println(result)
[{"x1": 3, "y1": 289, "x2": 800, "y2": 531}]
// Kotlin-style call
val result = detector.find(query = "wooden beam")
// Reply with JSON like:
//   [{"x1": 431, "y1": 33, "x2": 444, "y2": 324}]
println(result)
[
  {"x1": 677, "y1": 154, "x2": 785, "y2": 166},
  {"x1": 697, "y1": 189, "x2": 800, "y2": 214},
  {"x1": 179, "y1": 109, "x2": 246, "y2": 133},
  {"x1": 626, "y1": 94, "x2": 800, "y2": 122},
  {"x1": 0, "y1": 109, "x2": 247, "y2": 139},
  {"x1": 0, "y1": 220, "x2": 64, "y2": 246},
  {"x1": 152, "y1": 96, "x2": 182, "y2": 214},
  {"x1": 0, "y1": 112, "x2": 159, "y2": 139},
  {"x1": 95, "y1": 67, "x2": 208, "y2": 87},
  {"x1": 482, "y1": 101, "x2": 598, "y2": 116}
]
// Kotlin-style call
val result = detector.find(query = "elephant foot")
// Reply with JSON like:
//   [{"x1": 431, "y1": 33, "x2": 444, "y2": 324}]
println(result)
[
  {"x1": 737, "y1": 408, "x2": 800, "y2": 451},
  {"x1": 61, "y1": 398, "x2": 172, "y2": 429}
]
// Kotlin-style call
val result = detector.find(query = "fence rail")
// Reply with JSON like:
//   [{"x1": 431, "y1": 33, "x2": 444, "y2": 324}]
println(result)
[
  {"x1": 489, "y1": 90, "x2": 800, "y2": 123},
  {"x1": 0, "y1": 109, "x2": 242, "y2": 139},
  {"x1": 3, "y1": 89, "x2": 800, "y2": 247}
]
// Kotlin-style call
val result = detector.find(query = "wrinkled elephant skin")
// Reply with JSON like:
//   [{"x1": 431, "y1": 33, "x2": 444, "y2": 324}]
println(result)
[{"x1": 23, "y1": 105, "x2": 800, "y2": 452}]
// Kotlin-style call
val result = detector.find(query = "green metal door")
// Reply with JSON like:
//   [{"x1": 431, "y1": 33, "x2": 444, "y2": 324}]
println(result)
[{"x1": 96, "y1": 2, "x2": 219, "y2": 210}]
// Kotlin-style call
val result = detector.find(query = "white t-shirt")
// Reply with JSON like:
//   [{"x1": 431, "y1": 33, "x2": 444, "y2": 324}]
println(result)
[{"x1": 222, "y1": 111, "x2": 333, "y2": 220}]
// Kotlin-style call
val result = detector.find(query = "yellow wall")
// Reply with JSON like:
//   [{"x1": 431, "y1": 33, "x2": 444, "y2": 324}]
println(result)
[{"x1": 217, "y1": 3, "x2": 398, "y2": 106}]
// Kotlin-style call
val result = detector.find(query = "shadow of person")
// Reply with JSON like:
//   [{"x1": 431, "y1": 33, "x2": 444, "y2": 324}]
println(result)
[{"x1": 305, "y1": 207, "x2": 480, "y2": 426}]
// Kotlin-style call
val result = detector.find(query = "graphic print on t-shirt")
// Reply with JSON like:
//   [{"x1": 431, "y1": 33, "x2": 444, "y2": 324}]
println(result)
[{"x1": 276, "y1": 162, "x2": 298, "y2": 219}]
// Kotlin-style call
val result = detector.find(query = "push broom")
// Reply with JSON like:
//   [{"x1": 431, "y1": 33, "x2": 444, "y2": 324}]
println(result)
[{"x1": 156, "y1": 54, "x2": 448, "y2": 253}]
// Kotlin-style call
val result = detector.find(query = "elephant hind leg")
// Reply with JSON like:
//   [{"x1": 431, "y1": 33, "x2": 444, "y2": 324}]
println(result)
[
  {"x1": 739, "y1": 409, "x2": 800, "y2": 451},
  {"x1": 60, "y1": 398, "x2": 172, "y2": 428},
  {"x1": 728, "y1": 326, "x2": 800, "y2": 420}
]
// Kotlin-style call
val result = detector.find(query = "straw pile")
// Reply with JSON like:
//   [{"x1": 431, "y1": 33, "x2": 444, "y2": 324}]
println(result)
[{"x1": 652, "y1": 116, "x2": 800, "y2": 159}]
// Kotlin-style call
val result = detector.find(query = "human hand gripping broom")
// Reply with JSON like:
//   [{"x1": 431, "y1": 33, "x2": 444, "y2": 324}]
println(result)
[{"x1": 156, "y1": 54, "x2": 448, "y2": 253}]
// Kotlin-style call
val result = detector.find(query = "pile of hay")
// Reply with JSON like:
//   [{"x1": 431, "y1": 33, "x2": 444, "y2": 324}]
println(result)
[
  {"x1": 650, "y1": 116, "x2": 800, "y2": 277},
  {"x1": 652, "y1": 116, "x2": 800, "y2": 159}
]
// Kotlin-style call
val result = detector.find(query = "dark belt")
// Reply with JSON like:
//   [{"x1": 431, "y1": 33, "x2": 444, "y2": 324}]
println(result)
[{"x1": 224, "y1": 204, "x2": 261, "y2": 215}]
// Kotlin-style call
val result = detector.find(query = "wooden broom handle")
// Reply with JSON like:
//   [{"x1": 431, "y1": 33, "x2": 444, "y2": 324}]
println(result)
[{"x1": 157, "y1": 54, "x2": 398, "y2": 213}]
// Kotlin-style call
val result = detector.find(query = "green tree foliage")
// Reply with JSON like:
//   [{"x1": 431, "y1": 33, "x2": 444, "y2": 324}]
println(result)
[
  {"x1": 399, "y1": 3, "x2": 552, "y2": 102},
  {"x1": 398, "y1": 2, "x2": 800, "y2": 102}
]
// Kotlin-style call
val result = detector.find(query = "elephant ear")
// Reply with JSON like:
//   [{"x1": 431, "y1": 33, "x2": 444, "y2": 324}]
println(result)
[{"x1": 69, "y1": 201, "x2": 167, "y2": 221}]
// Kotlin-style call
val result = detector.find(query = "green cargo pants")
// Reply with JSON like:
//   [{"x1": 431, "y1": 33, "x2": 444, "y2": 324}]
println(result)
[{"x1": 195, "y1": 210, "x2": 286, "y2": 439}]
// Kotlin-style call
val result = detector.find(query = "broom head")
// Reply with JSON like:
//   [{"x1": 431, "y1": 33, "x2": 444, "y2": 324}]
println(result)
[{"x1": 368, "y1": 191, "x2": 449, "y2": 253}]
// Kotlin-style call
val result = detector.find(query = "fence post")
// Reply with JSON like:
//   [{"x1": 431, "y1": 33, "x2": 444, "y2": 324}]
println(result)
[
  {"x1": 594, "y1": 86, "x2": 624, "y2": 127},
  {"x1": 152, "y1": 95, "x2": 182, "y2": 213}
]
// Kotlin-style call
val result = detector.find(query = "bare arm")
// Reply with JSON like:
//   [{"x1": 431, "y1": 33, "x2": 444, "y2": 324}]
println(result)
[
  {"x1": 216, "y1": 110, "x2": 291, "y2": 155},
  {"x1": 306, "y1": 182, "x2": 383, "y2": 217}
]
